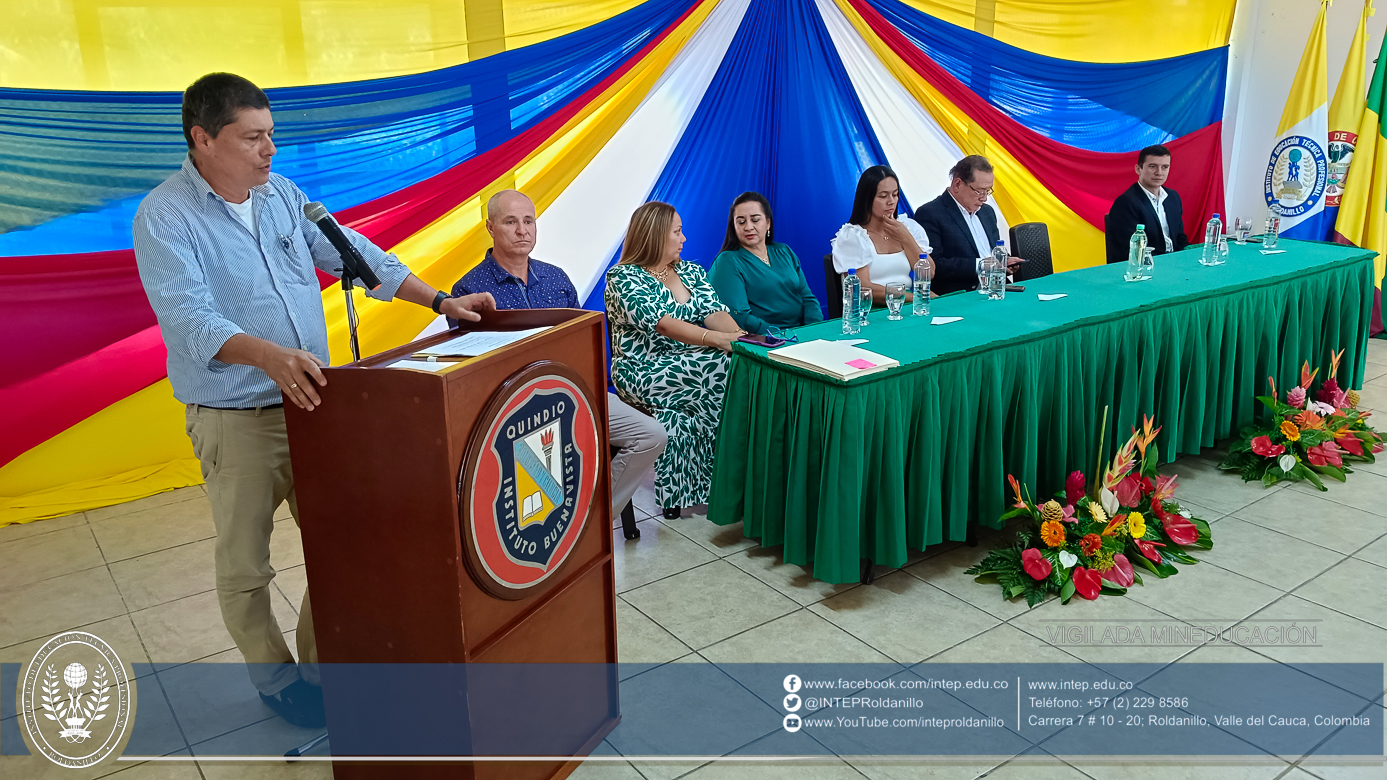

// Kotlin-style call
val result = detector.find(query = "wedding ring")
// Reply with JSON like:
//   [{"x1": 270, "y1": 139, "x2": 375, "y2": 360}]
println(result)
[{"x1": 290, "y1": 383, "x2": 299, "y2": 389}]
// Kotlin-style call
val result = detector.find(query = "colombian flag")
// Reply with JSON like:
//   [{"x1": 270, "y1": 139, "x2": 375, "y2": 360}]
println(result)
[
  {"x1": 1268, "y1": 0, "x2": 1330, "y2": 241},
  {"x1": 1333, "y1": 26, "x2": 1387, "y2": 337}
]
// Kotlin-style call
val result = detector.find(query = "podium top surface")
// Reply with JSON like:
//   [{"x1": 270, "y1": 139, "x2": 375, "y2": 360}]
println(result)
[{"x1": 350, "y1": 308, "x2": 603, "y2": 377}]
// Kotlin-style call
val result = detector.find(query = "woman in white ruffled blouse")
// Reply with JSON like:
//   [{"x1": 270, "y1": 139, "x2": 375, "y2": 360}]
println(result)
[{"x1": 831, "y1": 165, "x2": 935, "y2": 303}]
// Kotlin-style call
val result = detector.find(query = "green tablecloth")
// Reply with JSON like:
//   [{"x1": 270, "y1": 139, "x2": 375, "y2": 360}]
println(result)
[{"x1": 707, "y1": 240, "x2": 1378, "y2": 584}]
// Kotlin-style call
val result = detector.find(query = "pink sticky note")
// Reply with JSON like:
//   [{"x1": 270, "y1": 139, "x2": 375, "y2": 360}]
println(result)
[{"x1": 846, "y1": 358, "x2": 877, "y2": 369}]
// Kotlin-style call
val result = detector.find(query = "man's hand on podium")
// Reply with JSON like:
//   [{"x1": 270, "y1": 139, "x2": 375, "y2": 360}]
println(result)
[
  {"x1": 439, "y1": 292, "x2": 497, "y2": 322},
  {"x1": 259, "y1": 342, "x2": 327, "y2": 411}
]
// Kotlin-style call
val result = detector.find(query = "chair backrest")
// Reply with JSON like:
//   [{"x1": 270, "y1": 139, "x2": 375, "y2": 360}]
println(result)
[
  {"x1": 1008, "y1": 222, "x2": 1053, "y2": 281},
  {"x1": 1103, "y1": 213, "x2": 1124, "y2": 265},
  {"x1": 823, "y1": 254, "x2": 842, "y2": 319}
]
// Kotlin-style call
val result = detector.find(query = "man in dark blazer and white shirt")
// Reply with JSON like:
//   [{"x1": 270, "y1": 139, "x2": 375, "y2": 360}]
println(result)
[
  {"x1": 1106, "y1": 144, "x2": 1189, "y2": 264},
  {"x1": 913, "y1": 155, "x2": 1023, "y2": 296}
]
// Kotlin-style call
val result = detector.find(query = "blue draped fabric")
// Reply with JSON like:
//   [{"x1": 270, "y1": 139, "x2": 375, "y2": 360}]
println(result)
[
  {"x1": 868, "y1": 0, "x2": 1227, "y2": 153},
  {"x1": 0, "y1": 0, "x2": 696, "y2": 256},
  {"x1": 584, "y1": 0, "x2": 893, "y2": 314}
]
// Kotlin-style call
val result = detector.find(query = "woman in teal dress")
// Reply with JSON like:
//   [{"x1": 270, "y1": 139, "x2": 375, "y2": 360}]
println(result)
[
  {"x1": 709, "y1": 192, "x2": 823, "y2": 335},
  {"x1": 605, "y1": 202, "x2": 745, "y2": 518}
]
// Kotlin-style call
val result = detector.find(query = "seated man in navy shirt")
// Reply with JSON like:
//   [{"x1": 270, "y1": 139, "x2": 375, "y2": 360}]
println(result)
[{"x1": 448, "y1": 190, "x2": 667, "y2": 519}]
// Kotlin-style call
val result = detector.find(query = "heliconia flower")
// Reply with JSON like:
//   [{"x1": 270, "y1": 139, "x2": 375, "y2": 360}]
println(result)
[
  {"x1": 1114, "y1": 475, "x2": 1142, "y2": 508},
  {"x1": 1007, "y1": 474, "x2": 1025, "y2": 509},
  {"x1": 1071, "y1": 566, "x2": 1102, "y2": 600},
  {"x1": 1251, "y1": 435, "x2": 1286, "y2": 458},
  {"x1": 1280, "y1": 420, "x2": 1301, "y2": 442},
  {"x1": 1329, "y1": 348, "x2": 1345, "y2": 381},
  {"x1": 1278, "y1": 454, "x2": 1297, "y2": 472},
  {"x1": 1103, "y1": 434, "x2": 1141, "y2": 492},
  {"x1": 1268, "y1": 376, "x2": 1278, "y2": 401},
  {"x1": 1022, "y1": 548, "x2": 1052, "y2": 581},
  {"x1": 1065, "y1": 471, "x2": 1086, "y2": 506},
  {"x1": 1132, "y1": 416, "x2": 1162, "y2": 460},
  {"x1": 1299, "y1": 360, "x2": 1319, "y2": 390},
  {"x1": 1335, "y1": 430, "x2": 1365, "y2": 457},
  {"x1": 1293, "y1": 410, "x2": 1326, "y2": 430},
  {"x1": 1287, "y1": 386, "x2": 1307, "y2": 408},
  {"x1": 1080, "y1": 533, "x2": 1102, "y2": 556},
  {"x1": 1150, "y1": 473, "x2": 1179, "y2": 505},
  {"x1": 1306, "y1": 442, "x2": 1344, "y2": 468},
  {"x1": 1101, "y1": 514, "x2": 1128, "y2": 537},
  {"x1": 1099, "y1": 553, "x2": 1135, "y2": 588},
  {"x1": 1133, "y1": 538, "x2": 1166, "y2": 563},
  {"x1": 1162, "y1": 514, "x2": 1199, "y2": 546}
]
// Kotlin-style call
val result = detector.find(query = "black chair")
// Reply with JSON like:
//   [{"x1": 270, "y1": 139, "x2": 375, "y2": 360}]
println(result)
[
  {"x1": 823, "y1": 254, "x2": 842, "y2": 319},
  {"x1": 1103, "y1": 213, "x2": 1126, "y2": 265},
  {"x1": 1008, "y1": 222, "x2": 1054, "y2": 281}
]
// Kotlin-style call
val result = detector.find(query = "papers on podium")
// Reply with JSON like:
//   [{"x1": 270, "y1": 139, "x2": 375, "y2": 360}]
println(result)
[
  {"x1": 415, "y1": 327, "x2": 551, "y2": 357},
  {"x1": 766, "y1": 339, "x2": 900, "y2": 381}
]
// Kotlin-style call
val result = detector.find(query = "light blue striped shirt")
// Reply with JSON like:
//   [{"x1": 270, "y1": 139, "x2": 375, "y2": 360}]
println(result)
[{"x1": 133, "y1": 156, "x2": 410, "y2": 407}]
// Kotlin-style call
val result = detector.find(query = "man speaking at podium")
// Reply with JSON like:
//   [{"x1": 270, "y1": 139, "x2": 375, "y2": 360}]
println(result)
[{"x1": 133, "y1": 73, "x2": 495, "y2": 728}]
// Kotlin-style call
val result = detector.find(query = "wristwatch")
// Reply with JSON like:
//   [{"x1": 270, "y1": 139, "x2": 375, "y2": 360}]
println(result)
[{"x1": 431, "y1": 290, "x2": 449, "y2": 314}]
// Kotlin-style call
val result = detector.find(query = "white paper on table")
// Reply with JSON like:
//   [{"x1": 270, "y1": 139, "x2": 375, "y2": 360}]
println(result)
[
  {"x1": 930, "y1": 316, "x2": 963, "y2": 325},
  {"x1": 415, "y1": 327, "x2": 550, "y2": 356},
  {"x1": 1037, "y1": 293, "x2": 1067, "y2": 301},
  {"x1": 1260, "y1": 250, "x2": 1287, "y2": 255},
  {"x1": 386, "y1": 359, "x2": 455, "y2": 372}
]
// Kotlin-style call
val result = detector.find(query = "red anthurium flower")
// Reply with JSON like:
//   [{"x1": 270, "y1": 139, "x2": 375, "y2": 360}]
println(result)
[
  {"x1": 1161, "y1": 514, "x2": 1199, "y2": 546},
  {"x1": 1334, "y1": 430, "x2": 1364, "y2": 457},
  {"x1": 1071, "y1": 566, "x2": 1102, "y2": 600},
  {"x1": 1099, "y1": 554, "x2": 1135, "y2": 588},
  {"x1": 1114, "y1": 476, "x2": 1142, "y2": 508},
  {"x1": 1065, "y1": 471, "x2": 1086, "y2": 506},
  {"x1": 1022, "y1": 548, "x2": 1052, "y2": 581},
  {"x1": 1250, "y1": 435, "x2": 1285, "y2": 458},
  {"x1": 1133, "y1": 538, "x2": 1166, "y2": 563},
  {"x1": 1138, "y1": 476, "x2": 1155, "y2": 495},
  {"x1": 1306, "y1": 442, "x2": 1344, "y2": 468}
]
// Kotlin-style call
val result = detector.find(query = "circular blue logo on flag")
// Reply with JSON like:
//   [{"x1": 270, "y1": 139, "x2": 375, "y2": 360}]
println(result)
[{"x1": 1264, "y1": 135, "x2": 1328, "y2": 217}]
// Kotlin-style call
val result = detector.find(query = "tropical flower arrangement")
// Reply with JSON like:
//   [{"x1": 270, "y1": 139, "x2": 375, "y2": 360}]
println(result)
[
  {"x1": 966, "y1": 416, "x2": 1213, "y2": 607},
  {"x1": 1219, "y1": 350, "x2": 1383, "y2": 490}
]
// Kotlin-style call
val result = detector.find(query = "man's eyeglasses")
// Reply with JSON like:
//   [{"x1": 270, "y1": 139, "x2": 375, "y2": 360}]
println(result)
[{"x1": 967, "y1": 184, "x2": 993, "y2": 197}]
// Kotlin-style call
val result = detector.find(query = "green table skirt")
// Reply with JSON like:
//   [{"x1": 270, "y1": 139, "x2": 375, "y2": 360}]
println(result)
[{"x1": 707, "y1": 240, "x2": 1378, "y2": 584}]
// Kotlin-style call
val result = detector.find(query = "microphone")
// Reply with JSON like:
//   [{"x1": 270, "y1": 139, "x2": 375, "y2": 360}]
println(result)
[{"x1": 302, "y1": 202, "x2": 381, "y2": 291}]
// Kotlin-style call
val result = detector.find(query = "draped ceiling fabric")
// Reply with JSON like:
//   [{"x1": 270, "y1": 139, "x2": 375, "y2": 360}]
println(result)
[{"x1": 0, "y1": 0, "x2": 1233, "y2": 525}]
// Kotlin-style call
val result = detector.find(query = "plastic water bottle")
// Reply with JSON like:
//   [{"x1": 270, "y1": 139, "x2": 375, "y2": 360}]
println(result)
[
  {"x1": 988, "y1": 240, "x2": 1008, "y2": 300},
  {"x1": 1201, "y1": 214, "x2": 1224, "y2": 266},
  {"x1": 842, "y1": 268, "x2": 862, "y2": 335},
  {"x1": 912, "y1": 255, "x2": 931, "y2": 316},
  {"x1": 1125, "y1": 224, "x2": 1147, "y2": 282},
  {"x1": 1264, "y1": 203, "x2": 1281, "y2": 249}
]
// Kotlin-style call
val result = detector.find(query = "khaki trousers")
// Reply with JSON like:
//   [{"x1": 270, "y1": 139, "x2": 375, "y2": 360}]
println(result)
[{"x1": 185, "y1": 404, "x2": 317, "y2": 695}]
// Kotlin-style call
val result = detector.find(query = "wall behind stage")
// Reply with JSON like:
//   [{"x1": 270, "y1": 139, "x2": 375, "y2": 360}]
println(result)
[
  {"x1": 1223, "y1": 0, "x2": 1387, "y2": 224},
  {"x1": 0, "y1": 0, "x2": 1233, "y2": 525}
]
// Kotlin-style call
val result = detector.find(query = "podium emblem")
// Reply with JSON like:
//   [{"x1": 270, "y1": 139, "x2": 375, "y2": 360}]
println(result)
[{"x1": 462, "y1": 362, "x2": 600, "y2": 597}]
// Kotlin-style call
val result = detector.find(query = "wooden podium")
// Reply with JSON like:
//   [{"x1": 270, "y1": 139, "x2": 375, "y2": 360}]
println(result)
[{"x1": 285, "y1": 309, "x2": 619, "y2": 780}]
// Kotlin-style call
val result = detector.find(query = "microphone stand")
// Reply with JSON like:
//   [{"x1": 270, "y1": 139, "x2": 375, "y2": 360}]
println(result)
[{"x1": 334, "y1": 251, "x2": 366, "y2": 364}]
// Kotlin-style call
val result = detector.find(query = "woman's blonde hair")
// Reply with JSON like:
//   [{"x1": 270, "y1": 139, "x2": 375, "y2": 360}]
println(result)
[{"x1": 618, "y1": 202, "x2": 677, "y2": 269}]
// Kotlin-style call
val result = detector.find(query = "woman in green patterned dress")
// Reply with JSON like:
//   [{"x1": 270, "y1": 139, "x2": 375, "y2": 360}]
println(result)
[{"x1": 605, "y1": 202, "x2": 745, "y2": 519}]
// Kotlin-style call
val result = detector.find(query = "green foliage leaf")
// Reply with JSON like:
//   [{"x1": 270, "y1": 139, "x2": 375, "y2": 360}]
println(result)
[
  {"x1": 1059, "y1": 577, "x2": 1076, "y2": 604},
  {"x1": 1309, "y1": 463, "x2": 1347, "y2": 482}
]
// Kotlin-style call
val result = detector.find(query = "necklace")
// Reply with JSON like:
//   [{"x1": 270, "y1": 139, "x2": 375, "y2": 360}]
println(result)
[{"x1": 647, "y1": 265, "x2": 671, "y2": 283}]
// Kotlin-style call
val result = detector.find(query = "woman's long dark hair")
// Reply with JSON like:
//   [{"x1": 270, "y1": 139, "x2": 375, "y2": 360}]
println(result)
[
  {"x1": 848, "y1": 165, "x2": 899, "y2": 226},
  {"x1": 720, "y1": 191, "x2": 775, "y2": 253}
]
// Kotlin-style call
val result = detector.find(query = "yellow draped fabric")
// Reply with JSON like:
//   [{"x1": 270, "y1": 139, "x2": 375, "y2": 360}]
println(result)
[
  {"x1": 896, "y1": 0, "x2": 1236, "y2": 62},
  {"x1": 0, "y1": 0, "x2": 645, "y2": 91},
  {"x1": 0, "y1": 0, "x2": 714, "y2": 526},
  {"x1": 834, "y1": 0, "x2": 1103, "y2": 271}
]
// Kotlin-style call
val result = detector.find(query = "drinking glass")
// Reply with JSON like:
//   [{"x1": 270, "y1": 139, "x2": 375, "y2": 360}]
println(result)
[
  {"x1": 885, "y1": 282, "x2": 907, "y2": 320},
  {"x1": 1234, "y1": 217, "x2": 1251, "y2": 245},
  {"x1": 975, "y1": 257, "x2": 989, "y2": 295},
  {"x1": 859, "y1": 287, "x2": 873, "y2": 326},
  {"x1": 1264, "y1": 215, "x2": 1280, "y2": 249}
]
